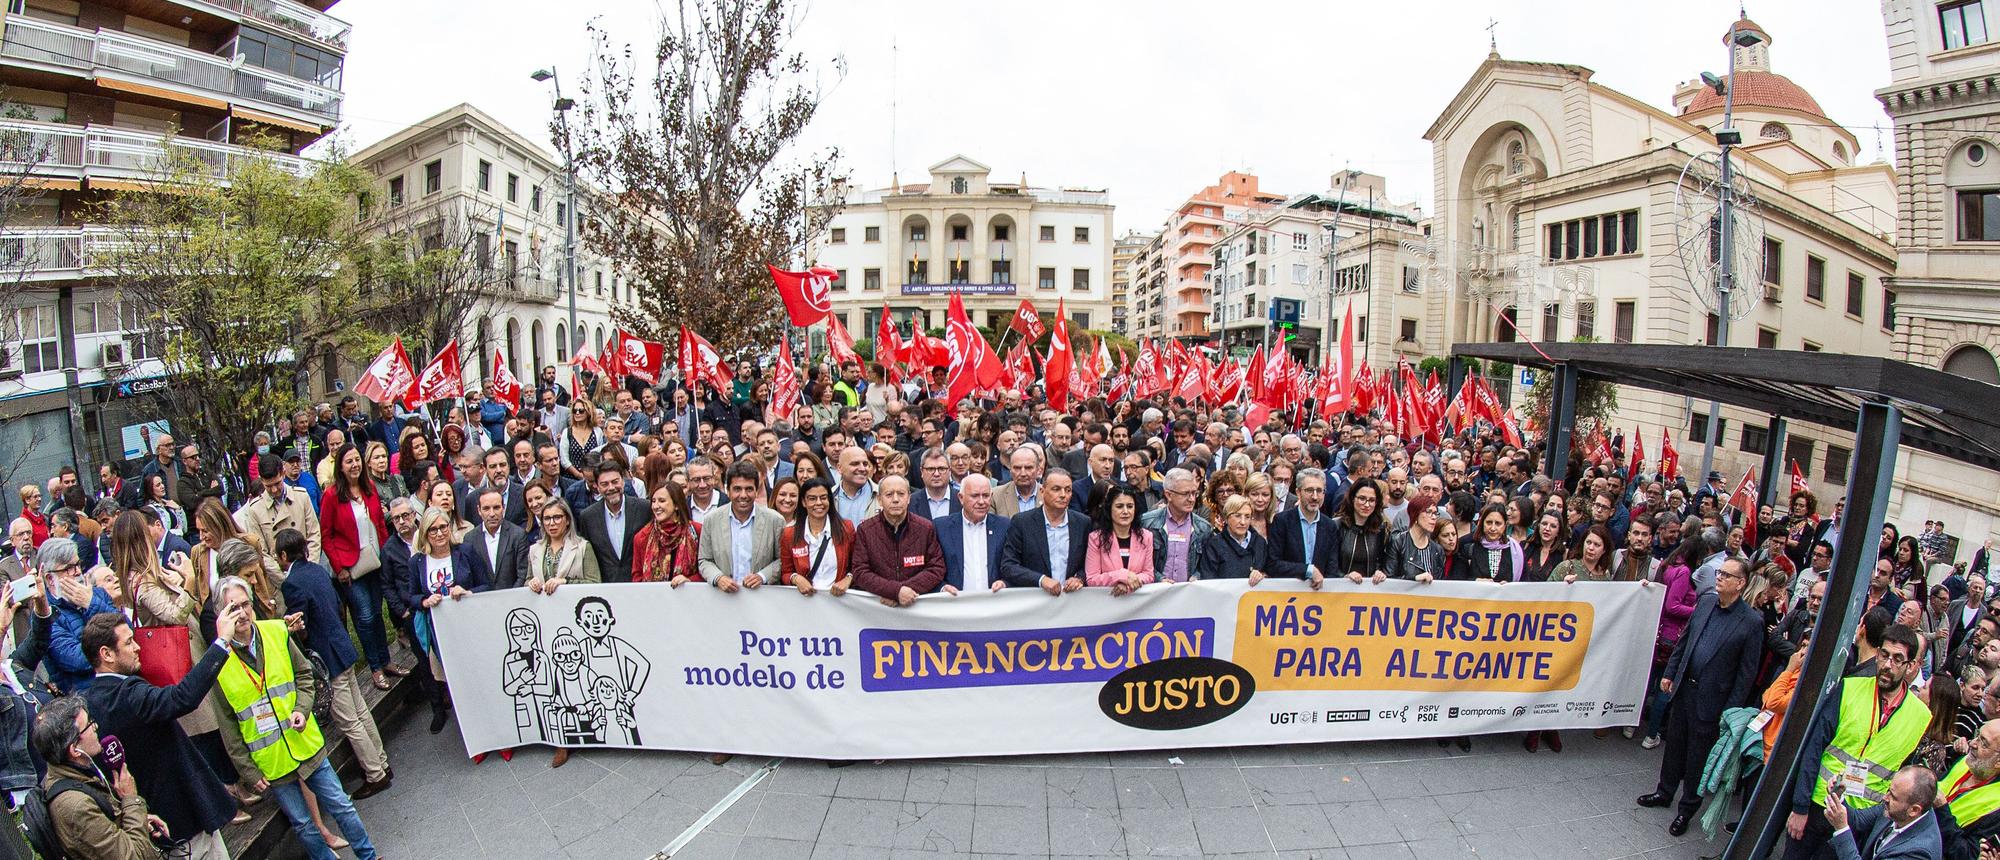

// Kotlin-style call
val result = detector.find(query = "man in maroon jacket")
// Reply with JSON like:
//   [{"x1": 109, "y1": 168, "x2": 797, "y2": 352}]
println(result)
[{"x1": 851, "y1": 476, "x2": 946, "y2": 606}]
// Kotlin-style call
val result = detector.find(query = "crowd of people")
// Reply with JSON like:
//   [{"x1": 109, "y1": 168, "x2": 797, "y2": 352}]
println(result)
[{"x1": 0, "y1": 355, "x2": 1995, "y2": 859}]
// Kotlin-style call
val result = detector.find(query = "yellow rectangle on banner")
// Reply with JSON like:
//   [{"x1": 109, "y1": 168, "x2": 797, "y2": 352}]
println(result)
[{"x1": 1231, "y1": 591, "x2": 1595, "y2": 693}]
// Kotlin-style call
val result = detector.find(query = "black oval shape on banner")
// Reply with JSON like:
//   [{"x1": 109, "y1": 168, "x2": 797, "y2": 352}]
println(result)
[{"x1": 1098, "y1": 656, "x2": 1256, "y2": 730}]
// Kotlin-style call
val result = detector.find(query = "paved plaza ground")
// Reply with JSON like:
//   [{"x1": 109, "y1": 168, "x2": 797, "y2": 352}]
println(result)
[{"x1": 283, "y1": 703, "x2": 1746, "y2": 860}]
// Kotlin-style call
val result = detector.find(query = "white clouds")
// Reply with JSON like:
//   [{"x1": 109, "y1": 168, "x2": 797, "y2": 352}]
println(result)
[{"x1": 333, "y1": 0, "x2": 1892, "y2": 232}]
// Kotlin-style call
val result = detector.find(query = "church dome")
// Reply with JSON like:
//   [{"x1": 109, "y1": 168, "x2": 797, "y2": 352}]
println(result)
[{"x1": 1680, "y1": 71, "x2": 1826, "y2": 118}]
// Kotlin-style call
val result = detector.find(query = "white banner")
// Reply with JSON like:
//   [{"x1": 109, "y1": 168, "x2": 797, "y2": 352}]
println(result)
[{"x1": 432, "y1": 579, "x2": 1666, "y2": 759}]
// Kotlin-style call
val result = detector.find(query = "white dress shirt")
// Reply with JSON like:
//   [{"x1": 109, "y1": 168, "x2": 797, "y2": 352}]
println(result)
[
  {"x1": 960, "y1": 516, "x2": 990, "y2": 592},
  {"x1": 803, "y1": 520, "x2": 839, "y2": 587},
  {"x1": 729, "y1": 510, "x2": 757, "y2": 579},
  {"x1": 603, "y1": 503, "x2": 628, "y2": 559}
]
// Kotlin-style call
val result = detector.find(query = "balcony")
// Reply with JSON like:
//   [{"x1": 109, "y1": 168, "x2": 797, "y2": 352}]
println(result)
[
  {"x1": 1, "y1": 16, "x2": 341, "y2": 127},
  {"x1": 170, "y1": 0, "x2": 353, "y2": 51},
  {"x1": 510, "y1": 271, "x2": 561, "y2": 304},
  {"x1": 0, "y1": 120, "x2": 312, "y2": 187},
  {"x1": 0, "y1": 225, "x2": 135, "y2": 281}
]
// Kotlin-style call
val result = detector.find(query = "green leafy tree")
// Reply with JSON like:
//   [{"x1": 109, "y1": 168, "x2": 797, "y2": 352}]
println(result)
[{"x1": 94, "y1": 136, "x2": 376, "y2": 465}]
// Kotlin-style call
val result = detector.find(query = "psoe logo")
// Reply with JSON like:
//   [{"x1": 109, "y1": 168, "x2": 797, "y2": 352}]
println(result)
[{"x1": 1098, "y1": 656, "x2": 1256, "y2": 731}]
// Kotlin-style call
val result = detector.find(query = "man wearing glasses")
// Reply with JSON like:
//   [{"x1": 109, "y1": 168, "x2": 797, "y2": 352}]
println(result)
[
  {"x1": 41, "y1": 539, "x2": 117, "y2": 694},
  {"x1": 1639, "y1": 557, "x2": 1767, "y2": 836},
  {"x1": 910, "y1": 448, "x2": 960, "y2": 523},
  {"x1": 1138, "y1": 469, "x2": 1213, "y2": 583}
]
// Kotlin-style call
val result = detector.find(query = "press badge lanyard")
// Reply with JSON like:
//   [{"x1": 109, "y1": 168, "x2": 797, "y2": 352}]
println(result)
[{"x1": 1947, "y1": 769, "x2": 1994, "y2": 805}]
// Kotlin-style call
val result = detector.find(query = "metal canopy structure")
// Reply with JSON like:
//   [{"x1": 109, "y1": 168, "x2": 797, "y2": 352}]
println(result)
[
  {"x1": 1451, "y1": 342, "x2": 2000, "y2": 472},
  {"x1": 1449, "y1": 340, "x2": 2000, "y2": 860}
]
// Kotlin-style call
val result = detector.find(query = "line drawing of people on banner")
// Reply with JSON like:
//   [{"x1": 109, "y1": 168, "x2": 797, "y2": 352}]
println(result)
[
  {"x1": 500, "y1": 608, "x2": 554, "y2": 745},
  {"x1": 574, "y1": 596, "x2": 651, "y2": 744},
  {"x1": 547, "y1": 627, "x2": 603, "y2": 745}
]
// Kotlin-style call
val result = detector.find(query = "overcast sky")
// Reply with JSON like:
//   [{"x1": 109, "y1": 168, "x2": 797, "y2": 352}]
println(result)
[{"x1": 330, "y1": 0, "x2": 1894, "y2": 233}]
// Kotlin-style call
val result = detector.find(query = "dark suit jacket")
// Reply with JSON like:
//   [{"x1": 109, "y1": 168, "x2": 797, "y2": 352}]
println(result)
[
  {"x1": 380, "y1": 533, "x2": 415, "y2": 621},
  {"x1": 278, "y1": 560, "x2": 361, "y2": 672},
  {"x1": 1946, "y1": 598, "x2": 1986, "y2": 657},
  {"x1": 1070, "y1": 473, "x2": 1099, "y2": 516},
  {"x1": 1663, "y1": 593, "x2": 1766, "y2": 723},
  {"x1": 909, "y1": 490, "x2": 962, "y2": 523},
  {"x1": 466, "y1": 521, "x2": 532, "y2": 590},
  {"x1": 998, "y1": 507, "x2": 1090, "y2": 586},
  {"x1": 400, "y1": 543, "x2": 492, "y2": 611},
  {"x1": 936, "y1": 513, "x2": 1009, "y2": 590},
  {"x1": 1830, "y1": 803, "x2": 1940, "y2": 860},
  {"x1": 83, "y1": 643, "x2": 237, "y2": 838},
  {"x1": 456, "y1": 477, "x2": 528, "y2": 528},
  {"x1": 156, "y1": 532, "x2": 192, "y2": 569},
  {"x1": 1266, "y1": 508, "x2": 1338, "y2": 580},
  {"x1": 576, "y1": 496, "x2": 652, "y2": 584}
]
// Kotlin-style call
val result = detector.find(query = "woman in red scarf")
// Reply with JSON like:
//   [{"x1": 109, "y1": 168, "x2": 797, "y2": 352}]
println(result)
[{"x1": 631, "y1": 482, "x2": 702, "y2": 585}]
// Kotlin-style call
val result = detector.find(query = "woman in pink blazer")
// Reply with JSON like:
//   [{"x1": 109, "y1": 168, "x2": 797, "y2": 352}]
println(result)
[{"x1": 1085, "y1": 484, "x2": 1154, "y2": 595}]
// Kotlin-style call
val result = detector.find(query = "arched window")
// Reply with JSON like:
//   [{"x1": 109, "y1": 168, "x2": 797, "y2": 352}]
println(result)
[
  {"x1": 505, "y1": 318, "x2": 520, "y2": 381},
  {"x1": 530, "y1": 320, "x2": 545, "y2": 375},
  {"x1": 1832, "y1": 141, "x2": 1848, "y2": 163},
  {"x1": 555, "y1": 322, "x2": 568, "y2": 363},
  {"x1": 1507, "y1": 140, "x2": 1525, "y2": 175},
  {"x1": 1759, "y1": 122, "x2": 1790, "y2": 141},
  {"x1": 1943, "y1": 344, "x2": 2000, "y2": 384}
]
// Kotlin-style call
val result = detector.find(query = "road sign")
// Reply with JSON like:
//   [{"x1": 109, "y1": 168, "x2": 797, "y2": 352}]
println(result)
[
  {"x1": 1269, "y1": 298, "x2": 1301, "y2": 329},
  {"x1": 1520, "y1": 368, "x2": 1536, "y2": 386}
]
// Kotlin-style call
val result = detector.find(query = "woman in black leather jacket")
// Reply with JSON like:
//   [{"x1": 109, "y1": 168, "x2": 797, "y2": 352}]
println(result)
[{"x1": 1334, "y1": 477, "x2": 1389, "y2": 583}]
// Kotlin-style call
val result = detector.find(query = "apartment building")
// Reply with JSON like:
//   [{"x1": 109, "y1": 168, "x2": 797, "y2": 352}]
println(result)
[
  {"x1": 0, "y1": 0, "x2": 347, "y2": 492},
  {"x1": 1123, "y1": 171, "x2": 1287, "y2": 344},
  {"x1": 1109, "y1": 229, "x2": 1151, "y2": 335}
]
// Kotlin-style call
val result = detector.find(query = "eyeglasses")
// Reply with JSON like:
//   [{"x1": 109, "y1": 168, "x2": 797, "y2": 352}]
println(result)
[{"x1": 1879, "y1": 651, "x2": 1916, "y2": 666}]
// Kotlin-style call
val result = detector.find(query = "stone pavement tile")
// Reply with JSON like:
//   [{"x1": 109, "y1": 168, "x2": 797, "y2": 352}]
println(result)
[
  {"x1": 560, "y1": 801, "x2": 679, "y2": 860},
  {"x1": 706, "y1": 787, "x2": 772, "y2": 836},
  {"x1": 1043, "y1": 766, "x2": 1117, "y2": 811},
  {"x1": 734, "y1": 835, "x2": 817, "y2": 860},
  {"x1": 1176, "y1": 766, "x2": 1254, "y2": 808},
  {"x1": 1256, "y1": 803, "x2": 1338, "y2": 852},
  {"x1": 1109, "y1": 746, "x2": 1234, "y2": 768},
  {"x1": 660, "y1": 759, "x2": 763, "y2": 807},
  {"x1": 1403, "y1": 834, "x2": 1474, "y2": 860},
  {"x1": 1353, "y1": 761, "x2": 1436, "y2": 800},
  {"x1": 1306, "y1": 766, "x2": 1375, "y2": 805},
  {"x1": 1563, "y1": 809, "x2": 1660, "y2": 858},
  {"x1": 1375, "y1": 794, "x2": 1453, "y2": 842},
  {"x1": 745, "y1": 790, "x2": 832, "y2": 842},
  {"x1": 907, "y1": 763, "x2": 980, "y2": 805},
  {"x1": 767, "y1": 759, "x2": 843, "y2": 795},
  {"x1": 1232, "y1": 743, "x2": 1322, "y2": 766},
  {"x1": 1113, "y1": 767, "x2": 1186, "y2": 808},
  {"x1": 817, "y1": 796, "x2": 905, "y2": 849},
  {"x1": 1241, "y1": 765, "x2": 1324, "y2": 806},
  {"x1": 1320, "y1": 799, "x2": 1405, "y2": 847},
  {"x1": 1118, "y1": 806, "x2": 1202, "y2": 857},
  {"x1": 890, "y1": 850, "x2": 978, "y2": 860},
  {"x1": 1441, "y1": 785, "x2": 1565, "y2": 834},
  {"x1": 359, "y1": 801, "x2": 478, "y2": 859},
  {"x1": 1191, "y1": 806, "x2": 1273, "y2": 854},
  {"x1": 509, "y1": 749, "x2": 612, "y2": 801},
  {"x1": 1046, "y1": 804, "x2": 1126, "y2": 856},
  {"x1": 1273, "y1": 849, "x2": 1353, "y2": 860},
  {"x1": 891, "y1": 800, "x2": 975, "y2": 853},
  {"x1": 974, "y1": 764, "x2": 1050, "y2": 807},
  {"x1": 971, "y1": 803, "x2": 1050, "y2": 855},
  {"x1": 1460, "y1": 827, "x2": 1541, "y2": 860},
  {"x1": 541, "y1": 768, "x2": 657, "y2": 846},
  {"x1": 835, "y1": 763, "x2": 912, "y2": 801},
  {"x1": 672, "y1": 830, "x2": 742, "y2": 860}
]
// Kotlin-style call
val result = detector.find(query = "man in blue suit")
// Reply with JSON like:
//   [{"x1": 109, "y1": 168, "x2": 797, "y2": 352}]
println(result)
[
  {"x1": 937, "y1": 474, "x2": 1009, "y2": 595},
  {"x1": 142, "y1": 505, "x2": 192, "y2": 569},
  {"x1": 999, "y1": 469, "x2": 1090, "y2": 594},
  {"x1": 1266, "y1": 468, "x2": 1335, "y2": 586},
  {"x1": 1823, "y1": 765, "x2": 1941, "y2": 860},
  {"x1": 910, "y1": 448, "x2": 961, "y2": 523}
]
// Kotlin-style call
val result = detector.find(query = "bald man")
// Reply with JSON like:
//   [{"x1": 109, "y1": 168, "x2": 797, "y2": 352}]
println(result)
[
  {"x1": 833, "y1": 445, "x2": 878, "y2": 523},
  {"x1": 849, "y1": 476, "x2": 945, "y2": 606},
  {"x1": 1071, "y1": 443, "x2": 1119, "y2": 516}
]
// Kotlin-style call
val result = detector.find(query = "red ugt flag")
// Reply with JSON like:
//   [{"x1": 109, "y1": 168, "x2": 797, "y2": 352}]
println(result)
[
  {"x1": 678, "y1": 326, "x2": 728, "y2": 395},
  {"x1": 767, "y1": 265, "x2": 835, "y2": 327},
  {"x1": 1044, "y1": 299, "x2": 1073, "y2": 412},
  {"x1": 1010, "y1": 299, "x2": 1045, "y2": 341},
  {"x1": 826, "y1": 314, "x2": 861, "y2": 370},
  {"x1": 354, "y1": 338, "x2": 415, "y2": 405},
  {"x1": 769, "y1": 336, "x2": 802, "y2": 425},
  {"x1": 405, "y1": 339, "x2": 464, "y2": 408},
  {"x1": 1728, "y1": 467, "x2": 1761, "y2": 544},
  {"x1": 875, "y1": 302, "x2": 904, "y2": 371},
  {"x1": 944, "y1": 291, "x2": 981, "y2": 412},
  {"x1": 1790, "y1": 460, "x2": 1811, "y2": 498},
  {"x1": 489, "y1": 350, "x2": 522, "y2": 415}
]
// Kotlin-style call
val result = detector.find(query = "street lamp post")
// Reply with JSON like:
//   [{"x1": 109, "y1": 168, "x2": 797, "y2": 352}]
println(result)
[
  {"x1": 1695, "y1": 26, "x2": 1764, "y2": 485},
  {"x1": 531, "y1": 68, "x2": 579, "y2": 369}
]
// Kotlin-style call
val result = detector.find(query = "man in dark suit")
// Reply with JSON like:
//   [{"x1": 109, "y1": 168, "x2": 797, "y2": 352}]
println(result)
[
  {"x1": 468, "y1": 486, "x2": 532, "y2": 590},
  {"x1": 1639, "y1": 556, "x2": 1765, "y2": 836},
  {"x1": 271, "y1": 528, "x2": 391, "y2": 796},
  {"x1": 1266, "y1": 468, "x2": 1335, "y2": 586},
  {"x1": 81, "y1": 604, "x2": 249, "y2": 858},
  {"x1": 458, "y1": 448, "x2": 528, "y2": 528},
  {"x1": 1070, "y1": 444, "x2": 1119, "y2": 518},
  {"x1": 910, "y1": 448, "x2": 961, "y2": 523},
  {"x1": 533, "y1": 442, "x2": 593, "y2": 514},
  {"x1": 1823, "y1": 765, "x2": 1942, "y2": 860},
  {"x1": 937, "y1": 474, "x2": 1009, "y2": 595},
  {"x1": 577, "y1": 461, "x2": 651, "y2": 583},
  {"x1": 999, "y1": 469, "x2": 1090, "y2": 594},
  {"x1": 1947, "y1": 573, "x2": 1988, "y2": 658},
  {"x1": 142, "y1": 506, "x2": 191, "y2": 568}
]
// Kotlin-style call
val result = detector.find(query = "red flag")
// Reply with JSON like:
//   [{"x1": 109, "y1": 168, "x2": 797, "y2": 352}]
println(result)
[
  {"x1": 1006, "y1": 341, "x2": 1036, "y2": 390},
  {"x1": 1175, "y1": 350, "x2": 1207, "y2": 405},
  {"x1": 767, "y1": 264, "x2": 836, "y2": 327},
  {"x1": 1212, "y1": 359, "x2": 1245, "y2": 404},
  {"x1": 489, "y1": 350, "x2": 522, "y2": 415},
  {"x1": 1728, "y1": 467, "x2": 1760, "y2": 544},
  {"x1": 944, "y1": 291, "x2": 982, "y2": 412},
  {"x1": 918, "y1": 334, "x2": 951, "y2": 369},
  {"x1": 353, "y1": 338, "x2": 415, "y2": 405},
  {"x1": 826, "y1": 314, "x2": 861, "y2": 370},
  {"x1": 974, "y1": 330, "x2": 1004, "y2": 389},
  {"x1": 875, "y1": 303, "x2": 903, "y2": 373},
  {"x1": 1337, "y1": 301, "x2": 1357, "y2": 409},
  {"x1": 678, "y1": 326, "x2": 728, "y2": 396},
  {"x1": 769, "y1": 336, "x2": 802, "y2": 425},
  {"x1": 1631, "y1": 427, "x2": 1647, "y2": 479},
  {"x1": 611, "y1": 330, "x2": 666, "y2": 383},
  {"x1": 1045, "y1": 299, "x2": 1073, "y2": 412},
  {"x1": 1497, "y1": 409, "x2": 1523, "y2": 447},
  {"x1": 405, "y1": 339, "x2": 464, "y2": 408},
  {"x1": 1009, "y1": 299, "x2": 1045, "y2": 341},
  {"x1": 1790, "y1": 460, "x2": 1811, "y2": 498},
  {"x1": 1591, "y1": 429, "x2": 1614, "y2": 465},
  {"x1": 569, "y1": 343, "x2": 605, "y2": 379},
  {"x1": 1659, "y1": 427, "x2": 1681, "y2": 484}
]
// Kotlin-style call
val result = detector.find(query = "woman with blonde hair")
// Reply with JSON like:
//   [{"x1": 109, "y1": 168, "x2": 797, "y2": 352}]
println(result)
[
  {"x1": 1243, "y1": 473, "x2": 1276, "y2": 539},
  {"x1": 366, "y1": 441, "x2": 408, "y2": 504},
  {"x1": 188, "y1": 497, "x2": 284, "y2": 617},
  {"x1": 405, "y1": 506, "x2": 486, "y2": 735},
  {"x1": 559, "y1": 402, "x2": 605, "y2": 482},
  {"x1": 526, "y1": 498, "x2": 600, "y2": 594}
]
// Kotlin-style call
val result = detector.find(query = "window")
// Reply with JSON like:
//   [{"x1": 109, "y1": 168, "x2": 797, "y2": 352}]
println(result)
[
  {"x1": 1757, "y1": 327, "x2": 1778, "y2": 349},
  {"x1": 992, "y1": 260, "x2": 1011, "y2": 283},
  {"x1": 1292, "y1": 264, "x2": 1308, "y2": 284},
  {"x1": 424, "y1": 161, "x2": 441, "y2": 195},
  {"x1": 1075, "y1": 227, "x2": 1090, "y2": 243},
  {"x1": 1071, "y1": 312, "x2": 1089, "y2": 330},
  {"x1": 1040, "y1": 225, "x2": 1055, "y2": 242},
  {"x1": 1759, "y1": 122, "x2": 1791, "y2": 141},
  {"x1": 1575, "y1": 302, "x2": 1595, "y2": 339},
  {"x1": 1332, "y1": 263, "x2": 1369, "y2": 294},
  {"x1": 387, "y1": 176, "x2": 404, "y2": 206},
  {"x1": 830, "y1": 228, "x2": 846, "y2": 244},
  {"x1": 909, "y1": 224, "x2": 927, "y2": 243},
  {"x1": 506, "y1": 173, "x2": 518, "y2": 203},
  {"x1": 1805, "y1": 255, "x2": 1825, "y2": 302},
  {"x1": 908, "y1": 260, "x2": 928, "y2": 283},
  {"x1": 948, "y1": 260, "x2": 970, "y2": 284},
  {"x1": 475, "y1": 234, "x2": 492, "y2": 270},
  {"x1": 865, "y1": 226, "x2": 881, "y2": 242},
  {"x1": 594, "y1": 271, "x2": 604, "y2": 296},
  {"x1": 1847, "y1": 272, "x2": 1865, "y2": 317},
  {"x1": 993, "y1": 225, "x2": 1009, "y2": 241},
  {"x1": 531, "y1": 186, "x2": 542, "y2": 212},
  {"x1": 1883, "y1": 287, "x2": 1897, "y2": 331},
  {"x1": 863, "y1": 268, "x2": 881, "y2": 291},
  {"x1": 1762, "y1": 237, "x2": 1782, "y2": 284},
  {"x1": 1689, "y1": 412, "x2": 1726, "y2": 443},
  {"x1": 1614, "y1": 300, "x2": 1636, "y2": 343},
  {"x1": 1824, "y1": 445, "x2": 1852, "y2": 483},
  {"x1": 1542, "y1": 303, "x2": 1561, "y2": 340},
  {"x1": 1072, "y1": 269, "x2": 1090, "y2": 291},
  {"x1": 1802, "y1": 340, "x2": 1822, "y2": 352},
  {"x1": 1544, "y1": 210, "x2": 1638, "y2": 260},
  {"x1": 10, "y1": 306, "x2": 59, "y2": 373},
  {"x1": 1959, "y1": 190, "x2": 2000, "y2": 240},
  {"x1": 950, "y1": 224, "x2": 968, "y2": 242},
  {"x1": 1293, "y1": 232, "x2": 1309, "y2": 251},
  {"x1": 1942, "y1": 0, "x2": 1990, "y2": 50},
  {"x1": 478, "y1": 160, "x2": 492, "y2": 192},
  {"x1": 832, "y1": 269, "x2": 846, "y2": 290},
  {"x1": 1356, "y1": 315, "x2": 1368, "y2": 341},
  {"x1": 1039, "y1": 267, "x2": 1056, "y2": 290},
  {"x1": 1399, "y1": 318, "x2": 1419, "y2": 343},
  {"x1": 1706, "y1": 312, "x2": 1721, "y2": 346},
  {"x1": 1402, "y1": 266, "x2": 1420, "y2": 293},
  {"x1": 232, "y1": 27, "x2": 343, "y2": 89},
  {"x1": 1741, "y1": 424, "x2": 1770, "y2": 453},
  {"x1": 1786, "y1": 438, "x2": 1815, "y2": 475}
]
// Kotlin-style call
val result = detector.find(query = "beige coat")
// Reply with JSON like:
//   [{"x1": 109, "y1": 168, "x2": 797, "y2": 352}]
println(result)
[
  {"x1": 233, "y1": 487, "x2": 322, "y2": 564},
  {"x1": 527, "y1": 536, "x2": 601, "y2": 584}
]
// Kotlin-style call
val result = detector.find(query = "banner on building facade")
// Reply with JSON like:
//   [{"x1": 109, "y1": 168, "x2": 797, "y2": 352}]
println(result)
[{"x1": 432, "y1": 579, "x2": 1666, "y2": 760}]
